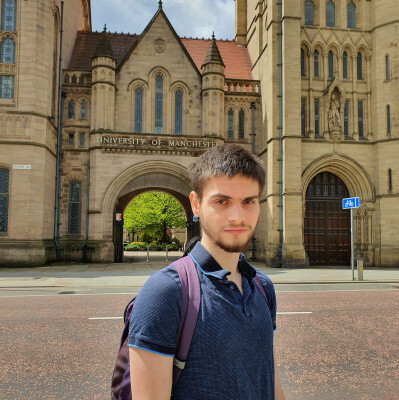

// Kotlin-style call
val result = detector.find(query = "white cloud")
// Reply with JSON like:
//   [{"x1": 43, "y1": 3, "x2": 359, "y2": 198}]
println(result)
[{"x1": 91, "y1": 0, "x2": 235, "y2": 40}]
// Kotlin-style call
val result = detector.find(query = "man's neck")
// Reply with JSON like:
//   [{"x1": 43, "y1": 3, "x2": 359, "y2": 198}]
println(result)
[{"x1": 200, "y1": 235, "x2": 240, "y2": 279}]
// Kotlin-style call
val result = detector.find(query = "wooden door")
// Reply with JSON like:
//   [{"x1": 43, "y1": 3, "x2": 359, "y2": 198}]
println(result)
[{"x1": 304, "y1": 172, "x2": 350, "y2": 266}]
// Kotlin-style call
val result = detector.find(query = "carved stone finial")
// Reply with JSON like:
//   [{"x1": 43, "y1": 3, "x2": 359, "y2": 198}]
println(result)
[
  {"x1": 158, "y1": 0, "x2": 162, "y2": 9},
  {"x1": 212, "y1": 31, "x2": 215, "y2": 40},
  {"x1": 103, "y1": 24, "x2": 107, "y2": 33}
]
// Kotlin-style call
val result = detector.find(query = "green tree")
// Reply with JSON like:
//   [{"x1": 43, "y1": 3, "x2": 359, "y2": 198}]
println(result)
[{"x1": 123, "y1": 192, "x2": 186, "y2": 243}]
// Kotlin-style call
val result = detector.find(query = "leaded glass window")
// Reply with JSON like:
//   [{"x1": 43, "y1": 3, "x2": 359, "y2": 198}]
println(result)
[
  {"x1": 358, "y1": 100, "x2": 364, "y2": 138},
  {"x1": 227, "y1": 108, "x2": 234, "y2": 138},
  {"x1": 387, "y1": 105, "x2": 391, "y2": 134},
  {"x1": 68, "y1": 100, "x2": 75, "y2": 119},
  {"x1": 80, "y1": 101, "x2": 86, "y2": 119},
  {"x1": 68, "y1": 182, "x2": 81, "y2": 234},
  {"x1": 385, "y1": 55, "x2": 390, "y2": 80},
  {"x1": 343, "y1": 51, "x2": 348, "y2": 79},
  {"x1": 314, "y1": 49, "x2": 319, "y2": 77},
  {"x1": 347, "y1": 1, "x2": 356, "y2": 29},
  {"x1": 134, "y1": 87, "x2": 143, "y2": 133},
  {"x1": 344, "y1": 101, "x2": 349, "y2": 137},
  {"x1": 301, "y1": 48, "x2": 305, "y2": 77},
  {"x1": 1, "y1": 0, "x2": 16, "y2": 31},
  {"x1": 314, "y1": 98, "x2": 320, "y2": 137},
  {"x1": 388, "y1": 169, "x2": 392, "y2": 192},
  {"x1": 238, "y1": 109, "x2": 245, "y2": 139},
  {"x1": 0, "y1": 168, "x2": 9, "y2": 233},
  {"x1": 326, "y1": 0, "x2": 335, "y2": 27},
  {"x1": 0, "y1": 75, "x2": 14, "y2": 98},
  {"x1": 0, "y1": 36, "x2": 15, "y2": 63},
  {"x1": 304, "y1": 0, "x2": 314, "y2": 25},
  {"x1": 175, "y1": 90, "x2": 183, "y2": 135},
  {"x1": 328, "y1": 50, "x2": 334, "y2": 79},
  {"x1": 79, "y1": 133, "x2": 85, "y2": 147},
  {"x1": 155, "y1": 75, "x2": 163, "y2": 134},
  {"x1": 357, "y1": 52, "x2": 363, "y2": 80},
  {"x1": 301, "y1": 97, "x2": 306, "y2": 137}
]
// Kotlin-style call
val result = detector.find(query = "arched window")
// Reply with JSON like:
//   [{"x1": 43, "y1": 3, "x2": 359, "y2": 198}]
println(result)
[
  {"x1": 0, "y1": 36, "x2": 15, "y2": 63},
  {"x1": 68, "y1": 182, "x2": 81, "y2": 234},
  {"x1": 0, "y1": 75, "x2": 13, "y2": 98},
  {"x1": 304, "y1": 0, "x2": 314, "y2": 25},
  {"x1": 155, "y1": 75, "x2": 163, "y2": 134},
  {"x1": 326, "y1": 0, "x2": 335, "y2": 27},
  {"x1": 314, "y1": 98, "x2": 320, "y2": 137},
  {"x1": 342, "y1": 51, "x2": 348, "y2": 79},
  {"x1": 328, "y1": 50, "x2": 334, "y2": 79},
  {"x1": 385, "y1": 55, "x2": 390, "y2": 80},
  {"x1": 175, "y1": 90, "x2": 183, "y2": 135},
  {"x1": 1, "y1": 0, "x2": 16, "y2": 31},
  {"x1": 68, "y1": 100, "x2": 75, "y2": 119},
  {"x1": 227, "y1": 108, "x2": 234, "y2": 138},
  {"x1": 388, "y1": 169, "x2": 392, "y2": 192},
  {"x1": 357, "y1": 52, "x2": 363, "y2": 80},
  {"x1": 0, "y1": 168, "x2": 9, "y2": 233},
  {"x1": 314, "y1": 49, "x2": 319, "y2": 77},
  {"x1": 301, "y1": 98, "x2": 306, "y2": 137},
  {"x1": 344, "y1": 101, "x2": 349, "y2": 137},
  {"x1": 79, "y1": 101, "x2": 86, "y2": 120},
  {"x1": 238, "y1": 109, "x2": 245, "y2": 138},
  {"x1": 301, "y1": 48, "x2": 305, "y2": 76},
  {"x1": 358, "y1": 100, "x2": 364, "y2": 138},
  {"x1": 347, "y1": 1, "x2": 356, "y2": 28},
  {"x1": 387, "y1": 105, "x2": 391, "y2": 134},
  {"x1": 134, "y1": 87, "x2": 143, "y2": 133}
]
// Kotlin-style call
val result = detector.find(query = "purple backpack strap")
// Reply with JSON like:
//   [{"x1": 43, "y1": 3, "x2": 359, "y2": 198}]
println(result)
[
  {"x1": 253, "y1": 275, "x2": 270, "y2": 309},
  {"x1": 171, "y1": 255, "x2": 201, "y2": 387}
]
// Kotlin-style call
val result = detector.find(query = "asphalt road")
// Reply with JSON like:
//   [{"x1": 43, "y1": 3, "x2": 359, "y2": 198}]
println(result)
[{"x1": 1, "y1": 284, "x2": 398, "y2": 400}]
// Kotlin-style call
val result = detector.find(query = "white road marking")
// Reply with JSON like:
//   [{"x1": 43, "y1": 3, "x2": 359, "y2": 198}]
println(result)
[
  {"x1": 89, "y1": 317, "x2": 123, "y2": 320},
  {"x1": 277, "y1": 311, "x2": 313, "y2": 315}
]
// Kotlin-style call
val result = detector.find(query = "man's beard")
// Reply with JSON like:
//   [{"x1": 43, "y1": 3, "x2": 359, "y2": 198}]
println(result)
[{"x1": 201, "y1": 219, "x2": 254, "y2": 253}]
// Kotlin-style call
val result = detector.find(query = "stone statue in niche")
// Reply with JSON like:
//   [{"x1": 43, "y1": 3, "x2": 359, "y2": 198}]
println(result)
[{"x1": 328, "y1": 94, "x2": 341, "y2": 131}]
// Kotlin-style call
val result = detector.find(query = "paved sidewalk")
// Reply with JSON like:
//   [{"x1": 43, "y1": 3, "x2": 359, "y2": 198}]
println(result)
[{"x1": 1, "y1": 253, "x2": 399, "y2": 289}]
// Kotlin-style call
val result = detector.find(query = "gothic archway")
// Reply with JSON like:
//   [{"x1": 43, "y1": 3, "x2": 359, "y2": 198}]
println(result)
[{"x1": 304, "y1": 172, "x2": 350, "y2": 265}]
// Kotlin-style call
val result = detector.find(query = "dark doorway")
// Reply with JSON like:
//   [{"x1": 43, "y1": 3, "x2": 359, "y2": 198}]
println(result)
[{"x1": 304, "y1": 172, "x2": 350, "y2": 266}]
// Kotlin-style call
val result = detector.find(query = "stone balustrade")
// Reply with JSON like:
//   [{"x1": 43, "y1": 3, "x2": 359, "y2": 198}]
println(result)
[
  {"x1": 224, "y1": 79, "x2": 260, "y2": 95},
  {"x1": 63, "y1": 71, "x2": 92, "y2": 86}
]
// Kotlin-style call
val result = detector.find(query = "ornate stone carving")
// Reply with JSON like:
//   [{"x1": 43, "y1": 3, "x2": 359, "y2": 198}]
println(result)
[{"x1": 154, "y1": 38, "x2": 166, "y2": 53}]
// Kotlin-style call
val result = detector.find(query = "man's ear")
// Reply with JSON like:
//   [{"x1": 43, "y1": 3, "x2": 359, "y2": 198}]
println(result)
[{"x1": 189, "y1": 191, "x2": 200, "y2": 218}]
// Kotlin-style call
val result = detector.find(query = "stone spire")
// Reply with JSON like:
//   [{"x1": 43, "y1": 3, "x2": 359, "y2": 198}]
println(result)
[
  {"x1": 158, "y1": 0, "x2": 163, "y2": 10},
  {"x1": 202, "y1": 33, "x2": 225, "y2": 68},
  {"x1": 93, "y1": 26, "x2": 114, "y2": 59}
]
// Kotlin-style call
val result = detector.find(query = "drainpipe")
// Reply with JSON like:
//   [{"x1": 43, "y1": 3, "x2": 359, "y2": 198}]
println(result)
[
  {"x1": 250, "y1": 102, "x2": 256, "y2": 260},
  {"x1": 276, "y1": 0, "x2": 284, "y2": 267},
  {"x1": 53, "y1": 1, "x2": 64, "y2": 262},
  {"x1": 84, "y1": 160, "x2": 90, "y2": 262}
]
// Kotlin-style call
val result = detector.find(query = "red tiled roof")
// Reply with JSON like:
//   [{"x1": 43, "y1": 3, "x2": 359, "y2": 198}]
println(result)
[
  {"x1": 181, "y1": 38, "x2": 253, "y2": 80},
  {"x1": 68, "y1": 31, "x2": 139, "y2": 70},
  {"x1": 68, "y1": 32, "x2": 253, "y2": 80}
]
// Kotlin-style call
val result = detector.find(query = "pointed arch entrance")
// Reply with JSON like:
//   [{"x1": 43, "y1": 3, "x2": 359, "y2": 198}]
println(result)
[{"x1": 304, "y1": 172, "x2": 350, "y2": 265}]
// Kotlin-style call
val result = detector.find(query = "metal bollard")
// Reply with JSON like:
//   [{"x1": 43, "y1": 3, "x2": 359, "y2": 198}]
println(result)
[
  {"x1": 146, "y1": 245, "x2": 149, "y2": 262},
  {"x1": 357, "y1": 259, "x2": 363, "y2": 281},
  {"x1": 166, "y1": 245, "x2": 168, "y2": 262}
]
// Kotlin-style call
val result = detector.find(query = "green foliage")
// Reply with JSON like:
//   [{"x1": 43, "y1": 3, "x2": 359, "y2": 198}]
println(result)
[
  {"x1": 124, "y1": 191, "x2": 186, "y2": 243},
  {"x1": 124, "y1": 241, "x2": 179, "y2": 252}
]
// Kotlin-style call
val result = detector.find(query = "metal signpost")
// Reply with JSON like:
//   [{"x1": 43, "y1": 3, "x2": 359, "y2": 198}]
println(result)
[{"x1": 342, "y1": 197, "x2": 360, "y2": 281}]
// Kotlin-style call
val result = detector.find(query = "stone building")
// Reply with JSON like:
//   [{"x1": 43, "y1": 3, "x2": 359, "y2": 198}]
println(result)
[{"x1": 0, "y1": 0, "x2": 397, "y2": 267}]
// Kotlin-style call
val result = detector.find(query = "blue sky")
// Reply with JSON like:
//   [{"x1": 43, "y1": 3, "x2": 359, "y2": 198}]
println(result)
[{"x1": 91, "y1": 0, "x2": 235, "y2": 40}]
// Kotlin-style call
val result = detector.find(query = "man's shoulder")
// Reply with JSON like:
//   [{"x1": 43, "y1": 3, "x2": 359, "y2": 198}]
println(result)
[{"x1": 253, "y1": 269, "x2": 275, "y2": 293}]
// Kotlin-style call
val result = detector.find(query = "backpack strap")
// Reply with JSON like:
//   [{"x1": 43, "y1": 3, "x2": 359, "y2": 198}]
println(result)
[
  {"x1": 253, "y1": 275, "x2": 270, "y2": 309},
  {"x1": 171, "y1": 256, "x2": 201, "y2": 387}
]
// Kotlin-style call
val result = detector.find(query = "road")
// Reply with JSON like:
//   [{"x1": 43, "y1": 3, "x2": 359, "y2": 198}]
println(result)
[{"x1": 0, "y1": 283, "x2": 398, "y2": 400}]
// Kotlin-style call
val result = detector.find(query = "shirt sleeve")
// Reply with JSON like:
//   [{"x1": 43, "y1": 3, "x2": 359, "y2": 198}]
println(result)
[{"x1": 128, "y1": 267, "x2": 182, "y2": 356}]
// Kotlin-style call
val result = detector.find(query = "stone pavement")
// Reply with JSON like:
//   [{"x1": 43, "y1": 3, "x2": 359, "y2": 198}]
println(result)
[{"x1": 1, "y1": 252, "x2": 399, "y2": 289}]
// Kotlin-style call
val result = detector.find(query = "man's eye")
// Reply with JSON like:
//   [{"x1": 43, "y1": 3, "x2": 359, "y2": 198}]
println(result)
[
  {"x1": 216, "y1": 200, "x2": 227, "y2": 205},
  {"x1": 243, "y1": 200, "x2": 255, "y2": 204}
]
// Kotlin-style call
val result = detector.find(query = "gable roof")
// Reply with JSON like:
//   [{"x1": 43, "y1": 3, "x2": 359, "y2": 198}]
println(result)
[{"x1": 68, "y1": 31, "x2": 138, "y2": 71}]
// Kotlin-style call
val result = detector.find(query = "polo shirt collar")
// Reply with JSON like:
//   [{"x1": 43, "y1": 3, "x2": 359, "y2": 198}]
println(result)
[{"x1": 189, "y1": 242, "x2": 256, "y2": 281}]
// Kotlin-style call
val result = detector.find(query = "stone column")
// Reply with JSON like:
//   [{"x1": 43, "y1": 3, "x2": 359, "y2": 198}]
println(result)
[
  {"x1": 352, "y1": 55, "x2": 358, "y2": 140},
  {"x1": 366, "y1": 56, "x2": 372, "y2": 139}
]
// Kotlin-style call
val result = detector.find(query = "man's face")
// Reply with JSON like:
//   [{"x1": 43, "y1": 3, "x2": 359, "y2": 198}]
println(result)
[{"x1": 190, "y1": 175, "x2": 260, "y2": 253}]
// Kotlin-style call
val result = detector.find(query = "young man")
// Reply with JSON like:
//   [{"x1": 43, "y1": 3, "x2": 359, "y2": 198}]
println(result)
[{"x1": 128, "y1": 144, "x2": 285, "y2": 399}]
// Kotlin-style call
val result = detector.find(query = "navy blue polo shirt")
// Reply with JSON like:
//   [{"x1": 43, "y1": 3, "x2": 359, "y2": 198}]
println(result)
[{"x1": 128, "y1": 242, "x2": 277, "y2": 399}]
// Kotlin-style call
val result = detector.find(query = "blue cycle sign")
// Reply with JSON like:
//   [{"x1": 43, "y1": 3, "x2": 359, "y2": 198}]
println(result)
[{"x1": 342, "y1": 197, "x2": 359, "y2": 209}]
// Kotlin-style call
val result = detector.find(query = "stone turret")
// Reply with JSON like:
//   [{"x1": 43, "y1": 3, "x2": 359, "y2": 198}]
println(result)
[
  {"x1": 91, "y1": 27, "x2": 116, "y2": 131},
  {"x1": 201, "y1": 34, "x2": 225, "y2": 137}
]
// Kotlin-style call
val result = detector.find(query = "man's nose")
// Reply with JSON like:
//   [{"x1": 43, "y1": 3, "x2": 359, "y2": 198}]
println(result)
[{"x1": 228, "y1": 203, "x2": 245, "y2": 223}]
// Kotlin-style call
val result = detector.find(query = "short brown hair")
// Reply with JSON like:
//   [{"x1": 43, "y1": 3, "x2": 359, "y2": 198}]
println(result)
[{"x1": 188, "y1": 144, "x2": 265, "y2": 199}]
